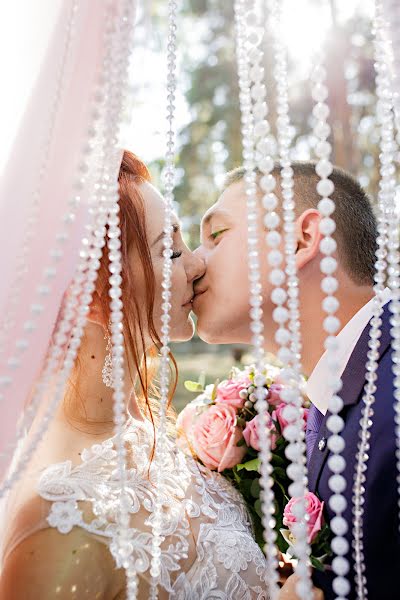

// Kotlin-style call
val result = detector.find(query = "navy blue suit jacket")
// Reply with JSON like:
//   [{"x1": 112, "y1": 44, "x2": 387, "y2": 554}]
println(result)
[{"x1": 309, "y1": 303, "x2": 400, "y2": 599}]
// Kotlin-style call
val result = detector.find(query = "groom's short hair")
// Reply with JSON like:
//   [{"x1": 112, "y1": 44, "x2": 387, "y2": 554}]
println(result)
[{"x1": 224, "y1": 162, "x2": 377, "y2": 286}]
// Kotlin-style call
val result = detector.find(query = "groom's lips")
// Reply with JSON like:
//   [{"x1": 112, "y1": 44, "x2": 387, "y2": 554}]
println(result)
[{"x1": 192, "y1": 288, "x2": 207, "y2": 306}]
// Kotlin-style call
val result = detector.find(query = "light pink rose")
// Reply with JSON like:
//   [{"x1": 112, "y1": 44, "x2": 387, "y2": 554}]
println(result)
[
  {"x1": 176, "y1": 403, "x2": 199, "y2": 451},
  {"x1": 283, "y1": 492, "x2": 325, "y2": 544},
  {"x1": 273, "y1": 402, "x2": 309, "y2": 433},
  {"x1": 192, "y1": 404, "x2": 246, "y2": 472},
  {"x1": 216, "y1": 378, "x2": 249, "y2": 409},
  {"x1": 267, "y1": 383, "x2": 284, "y2": 407},
  {"x1": 243, "y1": 413, "x2": 278, "y2": 451}
]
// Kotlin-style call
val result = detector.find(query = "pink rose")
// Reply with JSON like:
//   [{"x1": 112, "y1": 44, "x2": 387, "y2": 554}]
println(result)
[
  {"x1": 283, "y1": 492, "x2": 325, "y2": 544},
  {"x1": 267, "y1": 383, "x2": 283, "y2": 406},
  {"x1": 273, "y1": 402, "x2": 309, "y2": 433},
  {"x1": 176, "y1": 402, "x2": 201, "y2": 452},
  {"x1": 243, "y1": 413, "x2": 278, "y2": 451},
  {"x1": 192, "y1": 404, "x2": 246, "y2": 472},
  {"x1": 216, "y1": 378, "x2": 249, "y2": 409}
]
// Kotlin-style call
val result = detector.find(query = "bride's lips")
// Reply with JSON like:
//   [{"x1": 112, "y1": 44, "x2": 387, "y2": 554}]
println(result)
[{"x1": 182, "y1": 294, "x2": 195, "y2": 308}]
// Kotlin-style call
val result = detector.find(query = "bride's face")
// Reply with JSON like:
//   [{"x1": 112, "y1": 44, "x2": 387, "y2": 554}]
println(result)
[{"x1": 134, "y1": 181, "x2": 205, "y2": 342}]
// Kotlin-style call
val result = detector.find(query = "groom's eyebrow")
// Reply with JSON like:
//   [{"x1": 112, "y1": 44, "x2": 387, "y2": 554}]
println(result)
[
  {"x1": 201, "y1": 208, "x2": 231, "y2": 237},
  {"x1": 152, "y1": 222, "x2": 180, "y2": 246}
]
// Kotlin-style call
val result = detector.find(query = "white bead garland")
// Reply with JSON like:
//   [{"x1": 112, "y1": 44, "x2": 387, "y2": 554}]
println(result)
[
  {"x1": 0, "y1": 0, "x2": 79, "y2": 363},
  {"x1": 268, "y1": 1, "x2": 313, "y2": 598},
  {"x1": 234, "y1": 1, "x2": 280, "y2": 597},
  {"x1": 310, "y1": 46, "x2": 351, "y2": 600},
  {"x1": 97, "y1": 3, "x2": 138, "y2": 598},
  {"x1": 149, "y1": 2, "x2": 178, "y2": 598},
  {"x1": 352, "y1": 4, "x2": 396, "y2": 598},
  {"x1": 381, "y1": 0, "x2": 400, "y2": 540}
]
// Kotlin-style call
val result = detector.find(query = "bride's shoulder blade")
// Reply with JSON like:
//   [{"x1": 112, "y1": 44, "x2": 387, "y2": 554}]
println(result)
[{"x1": 0, "y1": 522, "x2": 124, "y2": 600}]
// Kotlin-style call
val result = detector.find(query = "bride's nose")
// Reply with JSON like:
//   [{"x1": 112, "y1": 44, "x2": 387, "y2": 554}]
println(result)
[{"x1": 186, "y1": 251, "x2": 206, "y2": 283}]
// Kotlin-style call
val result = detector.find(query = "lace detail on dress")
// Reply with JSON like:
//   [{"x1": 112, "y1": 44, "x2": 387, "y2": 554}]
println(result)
[{"x1": 37, "y1": 419, "x2": 269, "y2": 598}]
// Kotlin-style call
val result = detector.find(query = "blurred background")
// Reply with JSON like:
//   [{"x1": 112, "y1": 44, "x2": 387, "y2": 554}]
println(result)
[{"x1": 126, "y1": 0, "x2": 400, "y2": 412}]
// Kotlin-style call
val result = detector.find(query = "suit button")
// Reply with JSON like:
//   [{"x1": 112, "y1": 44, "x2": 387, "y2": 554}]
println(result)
[{"x1": 318, "y1": 437, "x2": 326, "y2": 451}]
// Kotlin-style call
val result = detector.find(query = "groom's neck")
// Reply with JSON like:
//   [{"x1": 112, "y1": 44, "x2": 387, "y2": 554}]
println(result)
[{"x1": 299, "y1": 280, "x2": 374, "y2": 377}]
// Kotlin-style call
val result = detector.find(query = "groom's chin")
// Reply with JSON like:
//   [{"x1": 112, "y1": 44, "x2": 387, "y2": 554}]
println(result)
[{"x1": 196, "y1": 319, "x2": 233, "y2": 345}]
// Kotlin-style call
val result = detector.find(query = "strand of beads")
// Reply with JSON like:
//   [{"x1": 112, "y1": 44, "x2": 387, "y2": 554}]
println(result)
[
  {"x1": 97, "y1": 3, "x2": 139, "y2": 598},
  {"x1": 0, "y1": 0, "x2": 79, "y2": 363},
  {"x1": 310, "y1": 51, "x2": 351, "y2": 600},
  {"x1": 233, "y1": 1, "x2": 280, "y2": 597},
  {"x1": 149, "y1": 2, "x2": 178, "y2": 598},
  {"x1": 380, "y1": 1, "x2": 400, "y2": 536},
  {"x1": 268, "y1": 2, "x2": 312, "y2": 598},
  {"x1": 352, "y1": 4, "x2": 396, "y2": 598}
]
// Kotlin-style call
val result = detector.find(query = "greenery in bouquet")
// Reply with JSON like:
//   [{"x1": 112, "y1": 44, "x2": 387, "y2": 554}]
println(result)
[{"x1": 177, "y1": 364, "x2": 332, "y2": 571}]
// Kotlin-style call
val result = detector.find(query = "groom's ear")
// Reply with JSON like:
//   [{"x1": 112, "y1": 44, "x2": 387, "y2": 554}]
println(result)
[{"x1": 294, "y1": 208, "x2": 322, "y2": 270}]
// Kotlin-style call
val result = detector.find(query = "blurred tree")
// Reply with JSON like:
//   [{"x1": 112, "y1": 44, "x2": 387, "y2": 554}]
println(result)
[{"x1": 148, "y1": 0, "x2": 396, "y2": 246}]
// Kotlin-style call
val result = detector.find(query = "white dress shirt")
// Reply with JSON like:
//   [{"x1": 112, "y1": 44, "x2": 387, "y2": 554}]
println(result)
[{"x1": 305, "y1": 288, "x2": 392, "y2": 415}]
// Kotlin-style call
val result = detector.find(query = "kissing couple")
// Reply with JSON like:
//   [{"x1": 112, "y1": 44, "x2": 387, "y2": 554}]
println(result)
[{"x1": 0, "y1": 150, "x2": 398, "y2": 600}]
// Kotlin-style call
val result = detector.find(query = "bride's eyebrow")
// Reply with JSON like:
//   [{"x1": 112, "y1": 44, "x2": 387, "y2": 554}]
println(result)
[{"x1": 151, "y1": 222, "x2": 179, "y2": 247}]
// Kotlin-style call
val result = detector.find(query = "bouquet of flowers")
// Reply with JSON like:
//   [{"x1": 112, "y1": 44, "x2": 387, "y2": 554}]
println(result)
[{"x1": 176, "y1": 364, "x2": 332, "y2": 571}]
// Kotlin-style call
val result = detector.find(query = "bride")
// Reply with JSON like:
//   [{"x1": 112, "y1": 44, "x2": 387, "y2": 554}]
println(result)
[{"x1": 0, "y1": 150, "x2": 269, "y2": 599}]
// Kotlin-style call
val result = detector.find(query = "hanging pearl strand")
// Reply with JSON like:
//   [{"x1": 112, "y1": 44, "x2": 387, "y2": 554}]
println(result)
[
  {"x1": 310, "y1": 51, "x2": 351, "y2": 600},
  {"x1": 0, "y1": 0, "x2": 79, "y2": 364},
  {"x1": 233, "y1": 1, "x2": 280, "y2": 597},
  {"x1": 380, "y1": 0, "x2": 400, "y2": 539},
  {"x1": 149, "y1": 2, "x2": 178, "y2": 598},
  {"x1": 96, "y1": 3, "x2": 139, "y2": 599},
  {"x1": 352, "y1": 5, "x2": 396, "y2": 599},
  {"x1": 268, "y1": 2, "x2": 312, "y2": 598}
]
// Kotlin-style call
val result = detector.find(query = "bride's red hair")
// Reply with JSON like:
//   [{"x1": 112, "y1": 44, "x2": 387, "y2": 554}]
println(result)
[{"x1": 67, "y1": 150, "x2": 177, "y2": 434}]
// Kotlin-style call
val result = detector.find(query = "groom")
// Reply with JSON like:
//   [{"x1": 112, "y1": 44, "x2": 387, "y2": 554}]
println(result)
[{"x1": 192, "y1": 162, "x2": 399, "y2": 600}]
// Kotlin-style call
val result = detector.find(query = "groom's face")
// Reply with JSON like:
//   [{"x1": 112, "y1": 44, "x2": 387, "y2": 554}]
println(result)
[{"x1": 193, "y1": 180, "x2": 271, "y2": 344}]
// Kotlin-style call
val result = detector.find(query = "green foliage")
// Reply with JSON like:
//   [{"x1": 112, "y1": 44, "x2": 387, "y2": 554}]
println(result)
[{"x1": 184, "y1": 380, "x2": 205, "y2": 393}]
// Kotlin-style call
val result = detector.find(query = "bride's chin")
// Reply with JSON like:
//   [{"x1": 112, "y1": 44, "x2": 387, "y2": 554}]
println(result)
[{"x1": 170, "y1": 315, "x2": 195, "y2": 343}]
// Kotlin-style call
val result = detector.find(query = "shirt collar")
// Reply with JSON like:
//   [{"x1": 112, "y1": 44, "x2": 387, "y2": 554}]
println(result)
[{"x1": 305, "y1": 288, "x2": 392, "y2": 415}]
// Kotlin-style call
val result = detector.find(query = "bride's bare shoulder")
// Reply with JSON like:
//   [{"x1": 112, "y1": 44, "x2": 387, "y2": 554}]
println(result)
[{"x1": 0, "y1": 524, "x2": 123, "y2": 600}]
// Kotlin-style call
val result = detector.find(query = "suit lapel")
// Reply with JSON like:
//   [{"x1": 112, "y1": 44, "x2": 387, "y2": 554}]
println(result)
[{"x1": 308, "y1": 302, "x2": 393, "y2": 492}]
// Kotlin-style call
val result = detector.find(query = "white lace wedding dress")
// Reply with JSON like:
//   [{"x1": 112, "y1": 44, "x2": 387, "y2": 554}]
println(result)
[{"x1": 0, "y1": 417, "x2": 269, "y2": 599}]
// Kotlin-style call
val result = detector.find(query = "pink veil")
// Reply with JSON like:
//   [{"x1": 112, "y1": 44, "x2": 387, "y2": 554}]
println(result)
[{"x1": 0, "y1": 0, "x2": 136, "y2": 482}]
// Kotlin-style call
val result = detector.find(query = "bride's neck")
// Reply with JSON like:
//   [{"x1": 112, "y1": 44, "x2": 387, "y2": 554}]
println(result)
[{"x1": 58, "y1": 321, "x2": 144, "y2": 434}]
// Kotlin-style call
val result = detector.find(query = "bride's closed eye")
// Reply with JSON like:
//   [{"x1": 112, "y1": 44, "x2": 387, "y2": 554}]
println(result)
[{"x1": 171, "y1": 249, "x2": 183, "y2": 259}]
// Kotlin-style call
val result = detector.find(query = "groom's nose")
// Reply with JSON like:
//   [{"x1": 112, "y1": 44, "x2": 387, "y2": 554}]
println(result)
[
  {"x1": 187, "y1": 251, "x2": 206, "y2": 283},
  {"x1": 194, "y1": 244, "x2": 206, "y2": 263}
]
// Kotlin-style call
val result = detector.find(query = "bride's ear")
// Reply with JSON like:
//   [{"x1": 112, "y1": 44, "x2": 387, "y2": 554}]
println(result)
[{"x1": 295, "y1": 208, "x2": 322, "y2": 270}]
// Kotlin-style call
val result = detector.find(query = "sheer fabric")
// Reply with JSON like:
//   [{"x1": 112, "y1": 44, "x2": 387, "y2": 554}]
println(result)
[
  {"x1": 0, "y1": 0, "x2": 134, "y2": 481},
  {"x1": 1, "y1": 418, "x2": 269, "y2": 598}
]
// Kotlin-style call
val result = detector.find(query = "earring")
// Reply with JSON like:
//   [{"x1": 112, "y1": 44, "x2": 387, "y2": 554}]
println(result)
[{"x1": 102, "y1": 328, "x2": 114, "y2": 388}]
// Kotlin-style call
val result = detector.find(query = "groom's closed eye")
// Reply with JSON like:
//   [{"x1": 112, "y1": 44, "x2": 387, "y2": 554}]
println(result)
[{"x1": 210, "y1": 228, "x2": 228, "y2": 241}]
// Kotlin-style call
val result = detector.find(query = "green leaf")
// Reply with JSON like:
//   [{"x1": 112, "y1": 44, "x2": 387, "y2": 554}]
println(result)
[
  {"x1": 310, "y1": 556, "x2": 326, "y2": 572},
  {"x1": 254, "y1": 498, "x2": 262, "y2": 517},
  {"x1": 198, "y1": 370, "x2": 206, "y2": 388},
  {"x1": 211, "y1": 380, "x2": 220, "y2": 401},
  {"x1": 250, "y1": 479, "x2": 260, "y2": 498},
  {"x1": 184, "y1": 380, "x2": 205, "y2": 393},
  {"x1": 236, "y1": 458, "x2": 260, "y2": 472}
]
